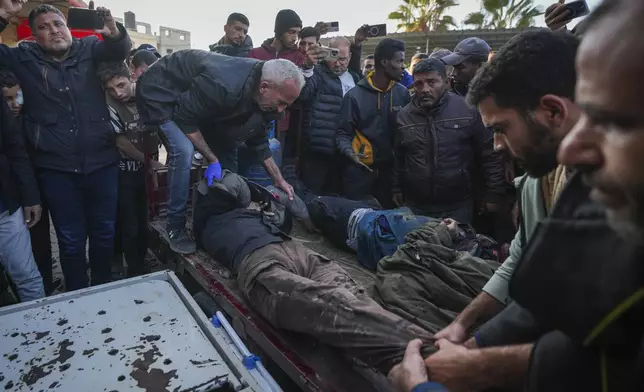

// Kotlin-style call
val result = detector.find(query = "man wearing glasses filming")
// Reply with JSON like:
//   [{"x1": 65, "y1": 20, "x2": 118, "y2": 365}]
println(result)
[{"x1": 297, "y1": 36, "x2": 361, "y2": 194}]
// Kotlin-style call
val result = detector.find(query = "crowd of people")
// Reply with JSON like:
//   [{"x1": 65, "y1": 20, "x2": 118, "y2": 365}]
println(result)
[{"x1": 0, "y1": 0, "x2": 643, "y2": 390}]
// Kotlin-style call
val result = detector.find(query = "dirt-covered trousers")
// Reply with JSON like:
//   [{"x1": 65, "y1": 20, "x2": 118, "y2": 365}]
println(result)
[{"x1": 236, "y1": 241, "x2": 434, "y2": 374}]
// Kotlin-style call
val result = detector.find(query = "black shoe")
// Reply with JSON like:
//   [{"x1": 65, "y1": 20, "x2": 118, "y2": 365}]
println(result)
[{"x1": 167, "y1": 228, "x2": 196, "y2": 254}]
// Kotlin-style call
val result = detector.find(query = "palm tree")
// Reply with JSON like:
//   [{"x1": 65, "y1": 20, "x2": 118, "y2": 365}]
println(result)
[
  {"x1": 388, "y1": 0, "x2": 459, "y2": 52},
  {"x1": 463, "y1": 0, "x2": 543, "y2": 29}
]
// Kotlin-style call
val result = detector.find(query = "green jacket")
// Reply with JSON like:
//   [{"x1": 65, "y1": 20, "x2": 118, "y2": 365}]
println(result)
[{"x1": 482, "y1": 175, "x2": 546, "y2": 304}]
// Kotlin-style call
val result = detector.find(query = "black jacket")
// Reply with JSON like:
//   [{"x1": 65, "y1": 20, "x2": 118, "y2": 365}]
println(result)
[
  {"x1": 209, "y1": 35, "x2": 254, "y2": 57},
  {"x1": 0, "y1": 92, "x2": 40, "y2": 214},
  {"x1": 392, "y1": 92, "x2": 505, "y2": 206},
  {"x1": 298, "y1": 63, "x2": 360, "y2": 155},
  {"x1": 336, "y1": 76, "x2": 410, "y2": 165},
  {"x1": 479, "y1": 173, "x2": 644, "y2": 391},
  {"x1": 136, "y1": 50, "x2": 273, "y2": 160},
  {"x1": 0, "y1": 25, "x2": 130, "y2": 174}
]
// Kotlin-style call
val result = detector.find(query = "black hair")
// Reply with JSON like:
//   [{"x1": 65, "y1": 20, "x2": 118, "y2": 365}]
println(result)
[
  {"x1": 365, "y1": 54, "x2": 374, "y2": 60},
  {"x1": 0, "y1": 69, "x2": 20, "y2": 88},
  {"x1": 28, "y1": 4, "x2": 64, "y2": 29},
  {"x1": 374, "y1": 38, "x2": 405, "y2": 68},
  {"x1": 132, "y1": 50, "x2": 158, "y2": 68},
  {"x1": 227, "y1": 12, "x2": 249, "y2": 27},
  {"x1": 413, "y1": 58, "x2": 446, "y2": 78},
  {"x1": 299, "y1": 26, "x2": 320, "y2": 41},
  {"x1": 468, "y1": 29, "x2": 579, "y2": 112},
  {"x1": 96, "y1": 61, "x2": 131, "y2": 85},
  {"x1": 411, "y1": 53, "x2": 429, "y2": 62}
]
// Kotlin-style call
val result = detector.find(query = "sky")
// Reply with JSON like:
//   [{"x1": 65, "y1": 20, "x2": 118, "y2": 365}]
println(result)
[{"x1": 101, "y1": 0, "x2": 603, "y2": 51}]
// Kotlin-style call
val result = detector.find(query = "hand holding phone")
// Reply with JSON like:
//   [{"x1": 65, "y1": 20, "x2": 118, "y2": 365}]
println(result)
[{"x1": 545, "y1": 0, "x2": 589, "y2": 31}]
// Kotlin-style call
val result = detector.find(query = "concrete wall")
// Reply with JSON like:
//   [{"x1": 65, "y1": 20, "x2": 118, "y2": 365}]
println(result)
[{"x1": 157, "y1": 26, "x2": 191, "y2": 55}]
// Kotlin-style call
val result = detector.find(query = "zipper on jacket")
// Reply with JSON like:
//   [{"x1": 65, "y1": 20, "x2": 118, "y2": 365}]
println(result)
[{"x1": 430, "y1": 119, "x2": 438, "y2": 199}]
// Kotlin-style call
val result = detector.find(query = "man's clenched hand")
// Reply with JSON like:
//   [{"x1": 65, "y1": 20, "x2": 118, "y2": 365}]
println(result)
[
  {"x1": 388, "y1": 339, "x2": 429, "y2": 392},
  {"x1": 0, "y1": 0, "x2": 26, "y2": 20},
  {"x1": 89, "y1": 1, "x2": 120, "y2": 39},
  {"x1": 24, "y1": 205, "x2": 42, "y2": 229}
]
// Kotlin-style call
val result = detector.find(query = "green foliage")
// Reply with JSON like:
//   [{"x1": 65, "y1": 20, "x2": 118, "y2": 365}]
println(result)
[
  {"x1": 388, "y1": 0, "x2": 459, "y2": 33},
  {"x1": 463, "y1": 0, "x2": 543, "y2": 29}
]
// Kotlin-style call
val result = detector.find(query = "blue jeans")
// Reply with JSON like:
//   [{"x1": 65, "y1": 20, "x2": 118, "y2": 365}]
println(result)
[
  {"x1": 38, "y1": 165, "x2": 119, "y2": 290},
  {"x1": 0, "y1": 208, "x2": 45, "y2": 301},
  {"x1": 158, "y1": 121, "x2": 194, "y2": 231}
]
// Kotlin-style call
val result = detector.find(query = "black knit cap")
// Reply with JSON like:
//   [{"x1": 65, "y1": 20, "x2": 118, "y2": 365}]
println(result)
[{"x1": 274, "y1": 9, "x2": 302, "y2": 37}]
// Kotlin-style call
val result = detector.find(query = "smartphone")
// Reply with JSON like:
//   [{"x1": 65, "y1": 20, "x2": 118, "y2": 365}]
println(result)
[
  {"x1": 318, "y1": 46, "x2": 339, "y2": 61},
  {"x1": 366, "y1": 24, "x2": 387, "y2": 38},
  {"x1": 563, "y1": 0, "x2": 590, "y2": 19},
  {"x1": 324, "y1": 21, "x2": 339, "y2": 33},
  {"x1": 67, "y1": 7, "x2": 104, "y2": 30}
]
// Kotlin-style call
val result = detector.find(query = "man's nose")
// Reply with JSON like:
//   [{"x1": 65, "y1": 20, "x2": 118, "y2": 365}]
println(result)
[
  {"x1": 557, "y1": 115, "x2": 603, "y2": 168},
  {"x1": 493, "y1": 133, "x2": 507, "y2": 152}
]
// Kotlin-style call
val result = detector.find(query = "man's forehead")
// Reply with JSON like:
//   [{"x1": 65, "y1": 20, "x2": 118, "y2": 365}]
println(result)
[
  {"x1": 35, "y1": 12, "x2": 65, "y2": 23},
  {"x1": 578, "y1": 9, "x2": 644, "y2": 116},
  {"x1": 478, "y1": 96, "x2": 516, "y2": 126}
]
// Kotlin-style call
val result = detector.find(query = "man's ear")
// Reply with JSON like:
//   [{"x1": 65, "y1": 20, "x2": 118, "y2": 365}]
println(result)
[
  {"x1": 259, "y1": 80, "x2": 269, "y2": 94},
  {"x1": 539, "y1": 94, "x2": 569, "y2": 127}
]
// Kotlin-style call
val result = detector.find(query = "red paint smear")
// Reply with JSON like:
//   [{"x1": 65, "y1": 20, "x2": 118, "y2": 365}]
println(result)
[{"x1": 191, "y1": 259, "x2": 322, "y2": 387}]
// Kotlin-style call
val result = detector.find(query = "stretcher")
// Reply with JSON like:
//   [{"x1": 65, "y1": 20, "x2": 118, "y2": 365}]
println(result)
[{"x1": 0, "y1": 270, "x2": 274, "y2": 391}]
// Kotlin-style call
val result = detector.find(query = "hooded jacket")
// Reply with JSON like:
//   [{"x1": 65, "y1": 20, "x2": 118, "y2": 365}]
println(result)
[
  {"x1": 0, "y1": 24, "x2": 131, "y2": 174},
  {"x1": 248, "y1": 37, "x2": 304, "y2": 65},
  {"x1": 336, "y1": 72, "x2": 410, "y2": 165},
  {"x1": 392, "y1": 92, "x2": 505, "y2": 206},
  {"x1": 209, "y1": 35, "x2": 254, "y2": 58},
  {"x1": 298, "y1": 63, "x2": 361, "y2": 155}
]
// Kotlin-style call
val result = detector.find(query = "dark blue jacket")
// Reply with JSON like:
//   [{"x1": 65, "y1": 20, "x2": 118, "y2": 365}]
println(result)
[
  {"x1": 336, "y1": 76, "x2": 410, "y2": 165},
  {"x1": 298, "y1": 63, "x2": 360, "y2": 155},
  {"x1": 0, "y1": 24, "x2": 131, "y2": 174},
  {"x1": 393, "y1": 92, "x2": 505, "y2": 206}
]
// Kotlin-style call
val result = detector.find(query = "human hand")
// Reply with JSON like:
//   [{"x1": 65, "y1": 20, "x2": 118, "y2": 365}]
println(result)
[
  {"x1": 23, "y1": 205, "x2": 42, "y2": 229},
  {"x1": 305, "y1": 44, "x2": 325, "y2": 68},
  {"x1": 393, "y1": 193, "x2": 404, "y2": 207},
  {"x1": 442, "y1": 218, "x2": 460, "y2": 238},
  {"x1": 275, "y1": 179, "x2": 294, "y2": 201},
  {"x1": 434, "y1": 320, "x2": 468, "y2": 344},
  {"x1": 354, "y1": 24, "x2": 369, "y2": 46},
  {"x1": 425, "y1": 339, "x2": 475, "y2": 392},
  {"x1": 545, "y1": 0, "x2": 572, "y2": 31},
  {"x1": 388, "y1": 339, "x2": 428, "y2": 392},
  {"x1": 0, "y1": 0, "x2": 26, "y2": 20},
  {"x1": 348, "y1": 153, "x2": 373, "y2": 172},
  {"x1": 314, "y1": 21, "x2": 329, "y2": 36},
  {"x1": 89, "y1": 1, "x2": 120, "y2": 38},
  {"x1": 204, "y1": 161, "x2": 222, "y2": 187}
]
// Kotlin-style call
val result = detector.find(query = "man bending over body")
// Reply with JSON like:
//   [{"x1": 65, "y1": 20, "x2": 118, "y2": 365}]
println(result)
[{"x1": 192, "y1": 172, "x2": 434, "y2": 374}]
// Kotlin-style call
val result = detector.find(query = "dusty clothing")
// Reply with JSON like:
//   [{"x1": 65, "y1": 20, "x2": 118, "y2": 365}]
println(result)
[
  {"x1": 237, "y1": 241, "x2": 434, "y2": 374},
  {"x1": 392, "y1": 93, "x2": 505, "y2": 211},
  {"x1": 374, "y1": 221, "x2": 498, "y2": 333}
]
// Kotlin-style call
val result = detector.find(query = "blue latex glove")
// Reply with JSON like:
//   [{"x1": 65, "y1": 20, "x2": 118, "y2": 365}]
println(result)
[{"x1": 204, "y1": 162, "x2": 222, "y2": 186}]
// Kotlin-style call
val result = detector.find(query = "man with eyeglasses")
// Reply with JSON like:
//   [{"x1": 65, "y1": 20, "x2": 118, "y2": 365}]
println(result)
[
  {"x1": 392, "y1": 58, "x2": 504, "y2": 224},
  {"x1": 297, "y1": 36, "x2": 361, "y2": 194}
]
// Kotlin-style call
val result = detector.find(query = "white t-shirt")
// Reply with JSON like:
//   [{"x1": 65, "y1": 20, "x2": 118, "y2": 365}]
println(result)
[{"x1": 338, "y1": 71, "x2": 356, "y2": 96}]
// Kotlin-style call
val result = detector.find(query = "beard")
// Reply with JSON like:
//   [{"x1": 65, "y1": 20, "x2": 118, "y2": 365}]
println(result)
[
  {"x1": 582, "y1": 171, "x2": 644, "y2": 244},
  {"x1": 520, "y1": 117, "x2": 561, "y2": 178}
]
